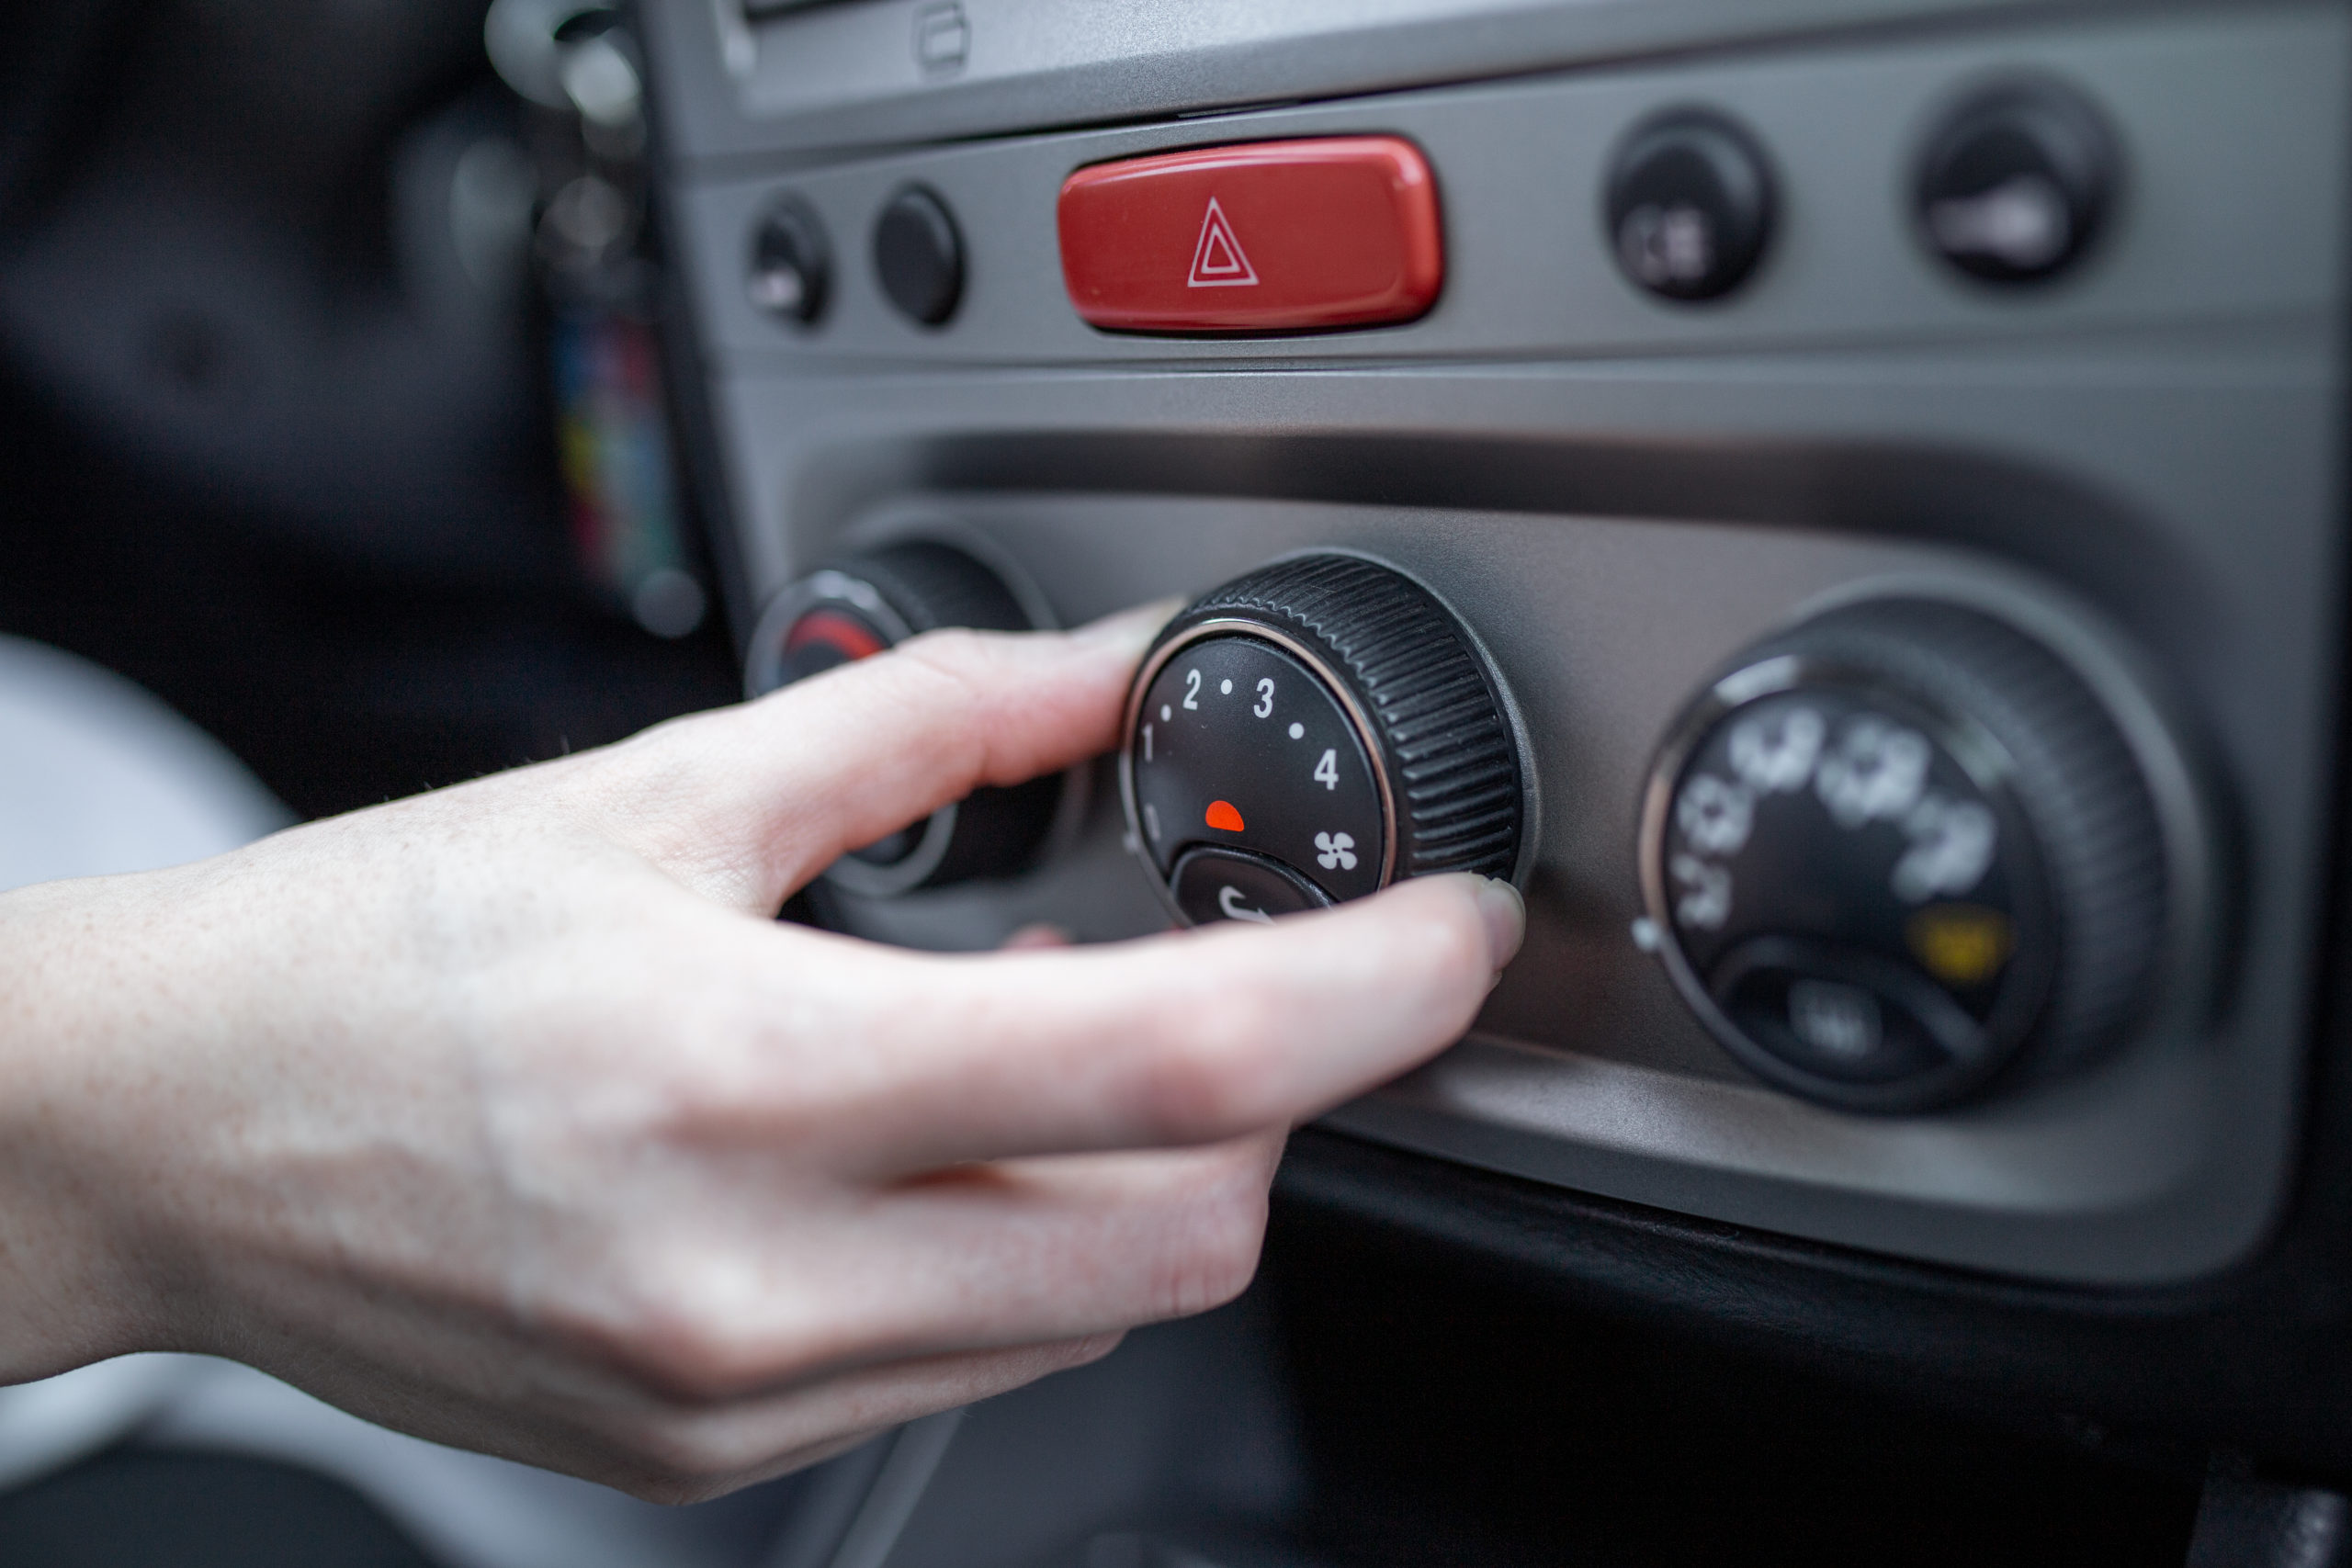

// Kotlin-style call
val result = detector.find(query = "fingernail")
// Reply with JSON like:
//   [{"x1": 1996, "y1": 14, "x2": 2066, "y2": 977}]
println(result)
[
  {"x1": 1476, "y1": 876, "x2": 1526, "y2": 969},
  {"x1": 1001, "y1": 921, "x2": 1073, "y2": 950},
  {"x1": 1073, "y1": 597, "x2": 1186, "y2": 655}
]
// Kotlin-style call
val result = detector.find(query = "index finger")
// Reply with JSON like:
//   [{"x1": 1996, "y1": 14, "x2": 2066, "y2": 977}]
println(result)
[
  {"x1": 578, "y1": 602, "x2": 1175, "y2": 911},
  {"x1": 768, "y1": 873, "x2": 1525, "y2": 1170}
]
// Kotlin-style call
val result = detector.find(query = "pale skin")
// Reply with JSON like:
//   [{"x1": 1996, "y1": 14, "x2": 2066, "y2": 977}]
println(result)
[{"x1": 0, "y1": 603, "x2": 1524, "y2": 1502}]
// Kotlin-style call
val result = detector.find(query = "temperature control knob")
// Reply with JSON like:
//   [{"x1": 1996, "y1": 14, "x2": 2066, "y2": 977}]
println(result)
[
  {"x1": 746, "y1": 542, "x2": 1061, "y2": 895},
  {"x1": 1122, "y1": 555, "x2": 1524, "y2": 925},
  {"x1": 1641, "y1": 597, "x2": 2175, "y2": 1111}
]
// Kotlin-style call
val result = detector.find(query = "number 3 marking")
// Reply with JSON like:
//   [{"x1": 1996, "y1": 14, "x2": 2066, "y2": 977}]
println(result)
[
  {"x1": 1182, "y1": 669, "x2": 1201, "y2": 710},
  {"x1": 1314, "y1": 749, "x2": 1339, "y2": 790},
  {"x1": 1254, "y1": 678, "x2": 1274, "y2": 718}
]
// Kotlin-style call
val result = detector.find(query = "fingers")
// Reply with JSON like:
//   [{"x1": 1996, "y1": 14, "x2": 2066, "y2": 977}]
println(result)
[
  {"x1": 538, "y1": 1136, "x2": 1282, "y2": 1410},
  {"x1": 786, "y1": 874, "x2": 1523, "y2": 1168},
  {"x1": 849, "y1": 1135, "x2": 1286, "y2": 1345},
  {"x1": 578, "y1": 601, "x2": 1176, "y2": 910},
  {"x1": 579, "y1": 1332, "x2": 1126, "y2": 1504}
]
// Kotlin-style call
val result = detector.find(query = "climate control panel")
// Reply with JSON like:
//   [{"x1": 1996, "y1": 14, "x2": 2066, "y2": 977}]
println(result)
[{"x1": 644, "y1": 0, "x2": 2339, "y2": 1284}]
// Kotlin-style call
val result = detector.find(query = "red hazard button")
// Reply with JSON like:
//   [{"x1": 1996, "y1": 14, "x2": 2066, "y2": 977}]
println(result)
[{"x1": 1057, "y1": 137, "x2": 1443, "y2": 334}]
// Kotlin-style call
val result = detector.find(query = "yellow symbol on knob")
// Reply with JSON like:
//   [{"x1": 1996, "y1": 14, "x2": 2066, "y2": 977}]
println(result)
[{"x1": 1906, "y1": 903, "x2": 2015, "y2": 987}]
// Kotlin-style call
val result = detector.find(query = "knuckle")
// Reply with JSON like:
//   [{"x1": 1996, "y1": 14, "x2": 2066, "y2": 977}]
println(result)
[
  {"x1": 608, "y1": 1416, "x2": 764, "y2": 1504},
  {"x1": 540, "y1": 1277, "x2": 814, "y2": 1406},
  {"x1": 892, "y1": 630, "x2": 999, "y2": 721},
  {"x1": 890, "y1": 631, "x2": 1040, "y2": 784},
  {"x1": 1412, "y1": 901, "x2": 1492, "y2": 998},
  {"x1": 1048, "y1": 1331, "x2": 1128, "y2": 1373},
  {"x1": 1151, "y1": 1174, "x2": 1270, "y2": 1318},
  {"x1": 628, "y1": 1318, "x2": 764, "y2": 1403},
  {"x1": 1134, "y1": 990, "x2": 1291, "y2": 1137}
]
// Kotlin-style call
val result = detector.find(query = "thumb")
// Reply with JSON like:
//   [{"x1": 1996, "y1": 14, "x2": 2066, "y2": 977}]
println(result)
[{"x1": 574, "y1": 600, "x2": 1177, "y2": 910}]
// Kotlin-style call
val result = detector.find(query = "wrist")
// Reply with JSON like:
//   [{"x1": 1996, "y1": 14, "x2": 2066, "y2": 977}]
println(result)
[{"x1": 0, "y1": 874, "x2": 187, "y2": 1378}]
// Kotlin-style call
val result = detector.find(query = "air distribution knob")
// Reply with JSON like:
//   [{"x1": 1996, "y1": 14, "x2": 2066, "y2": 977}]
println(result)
[
  {"x1": 1121, "y1": 555, "x2": 1525, "y2": 926},
  {"x1": 1640, "y1": 596, "x2": 2176, "y2": 1112},
  {"x1": 745, "y1": 541, "x2": 1061, "y2": 895}
]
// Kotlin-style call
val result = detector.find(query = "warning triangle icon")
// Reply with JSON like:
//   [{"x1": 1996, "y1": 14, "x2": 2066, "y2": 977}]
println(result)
[{"x1": 1186, "y1": 197, "x2": 1260, "y2": 288}]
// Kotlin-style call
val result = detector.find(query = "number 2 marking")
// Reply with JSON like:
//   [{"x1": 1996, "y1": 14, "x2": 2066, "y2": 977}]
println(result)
[
  {"x1": 1254, "y1": 678, "x2": 1274, "y2": 718},
  {"x1": 1182, "y1": 669, "x2": 1201, "y2": 710},
  {"x1": 1314, "y1": 749, "x2": 1339, "y2": 790}
]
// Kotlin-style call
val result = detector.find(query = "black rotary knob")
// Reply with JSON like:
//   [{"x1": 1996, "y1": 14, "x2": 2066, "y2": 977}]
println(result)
[
  {"x1": 1122, "y1": 555, "x2": 1525, "y2": 926},
  {"x1": 1640, "y1": 597, "x2": 2177, "y2": 1112},
  {"x1": 1915, "y1": 80, "x2": 2117, "y2": 285},
  {"x1": 745, "y1": 542, "x2": 1061, "y2": 895}
]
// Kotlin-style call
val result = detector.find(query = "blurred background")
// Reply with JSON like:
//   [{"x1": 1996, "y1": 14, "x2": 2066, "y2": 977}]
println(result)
[{"x1": 0, "y1": 0, "x2": 735, "y2": 820}]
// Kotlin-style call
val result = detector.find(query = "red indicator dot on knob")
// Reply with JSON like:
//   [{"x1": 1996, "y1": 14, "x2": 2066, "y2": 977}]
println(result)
[
  {"x1": 1205, "y1": 799, "x2": 1245, "y2": 832},
  {"x1": 786, "y1": 609, "x2": 888, "y2": 662}
]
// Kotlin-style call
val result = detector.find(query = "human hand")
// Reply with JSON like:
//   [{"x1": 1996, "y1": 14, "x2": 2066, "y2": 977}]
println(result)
[{"x1": 0, "y1": 605, "x2": 1524, "y2": 1500}]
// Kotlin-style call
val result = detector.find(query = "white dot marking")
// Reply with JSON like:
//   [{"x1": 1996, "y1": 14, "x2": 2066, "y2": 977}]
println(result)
[
  {"x1": 1288, "y1": 722, "x2": 1305, "y2": 739},
  {"x1": 1159, "y1": 705, "x2": 1170, "y2": 722},
  {"x1": 1219, "y1": 679, "x2": 1233, "y2": 695}
]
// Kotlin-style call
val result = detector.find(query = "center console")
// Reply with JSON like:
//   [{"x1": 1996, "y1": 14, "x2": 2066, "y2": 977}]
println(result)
[{"x1": 636, "y1": 0, "x2": 2352, "y2": 1555}]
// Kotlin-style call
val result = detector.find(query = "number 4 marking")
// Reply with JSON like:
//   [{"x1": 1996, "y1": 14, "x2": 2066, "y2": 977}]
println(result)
[{"x1": 1314, "y1": 749, "x2": 1339, "y2": 790}]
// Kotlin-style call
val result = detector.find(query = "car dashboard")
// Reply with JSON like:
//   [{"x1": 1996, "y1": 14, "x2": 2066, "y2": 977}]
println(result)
[{"x1": 5, "y1": 0, "x2": 2346, "y2": 1562}]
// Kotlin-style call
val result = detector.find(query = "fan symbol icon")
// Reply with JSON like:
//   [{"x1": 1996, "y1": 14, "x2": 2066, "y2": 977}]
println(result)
[{"x1": 1314, "y1": 831, "x2": 1357, "y2": 871}]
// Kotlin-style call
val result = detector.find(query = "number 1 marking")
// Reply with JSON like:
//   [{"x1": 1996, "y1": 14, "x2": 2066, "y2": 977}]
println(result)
[{"x1": 1314, "y1": 749, "x2": 1339, "y2": 790}]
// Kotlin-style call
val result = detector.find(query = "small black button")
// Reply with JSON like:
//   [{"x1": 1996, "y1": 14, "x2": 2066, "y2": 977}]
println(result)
[
  {"x1": 874, "y1": 185, "x2": 965, "y2": 326},
  {"x1": 1604, "y1": 109, "x2": 1774, "y2": 302},
  {"x1": 1170, "y1": 848, "x2": 1332, "y2": 926},
  {"x1": 747, "y1": 196, "x2": 831, "y2": 324},
  {"x1": 1711, "y1": 935, "x2": 1983, "y2": 1088},
  {"x1": 1916, "y1": 81, "x2": 2116, "y2": 285}
]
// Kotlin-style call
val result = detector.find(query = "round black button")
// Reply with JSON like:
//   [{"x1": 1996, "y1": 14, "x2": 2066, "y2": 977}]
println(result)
[
  {"x1": 1916, "y1": 81, "x2": 2116, "y2": 284},
  {"x1": 1604, "y1": 109, "x2": 1774, "y2": 302},
  {"x1": 747, "y1": 196, "x2": 831, "y2": 324},
  {"x1": 874, "y1": 185, "x2": 965, "y2": 327},
  {"x1": 1170, "y1": 847, "x2": 1332, "y2": 925}
]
